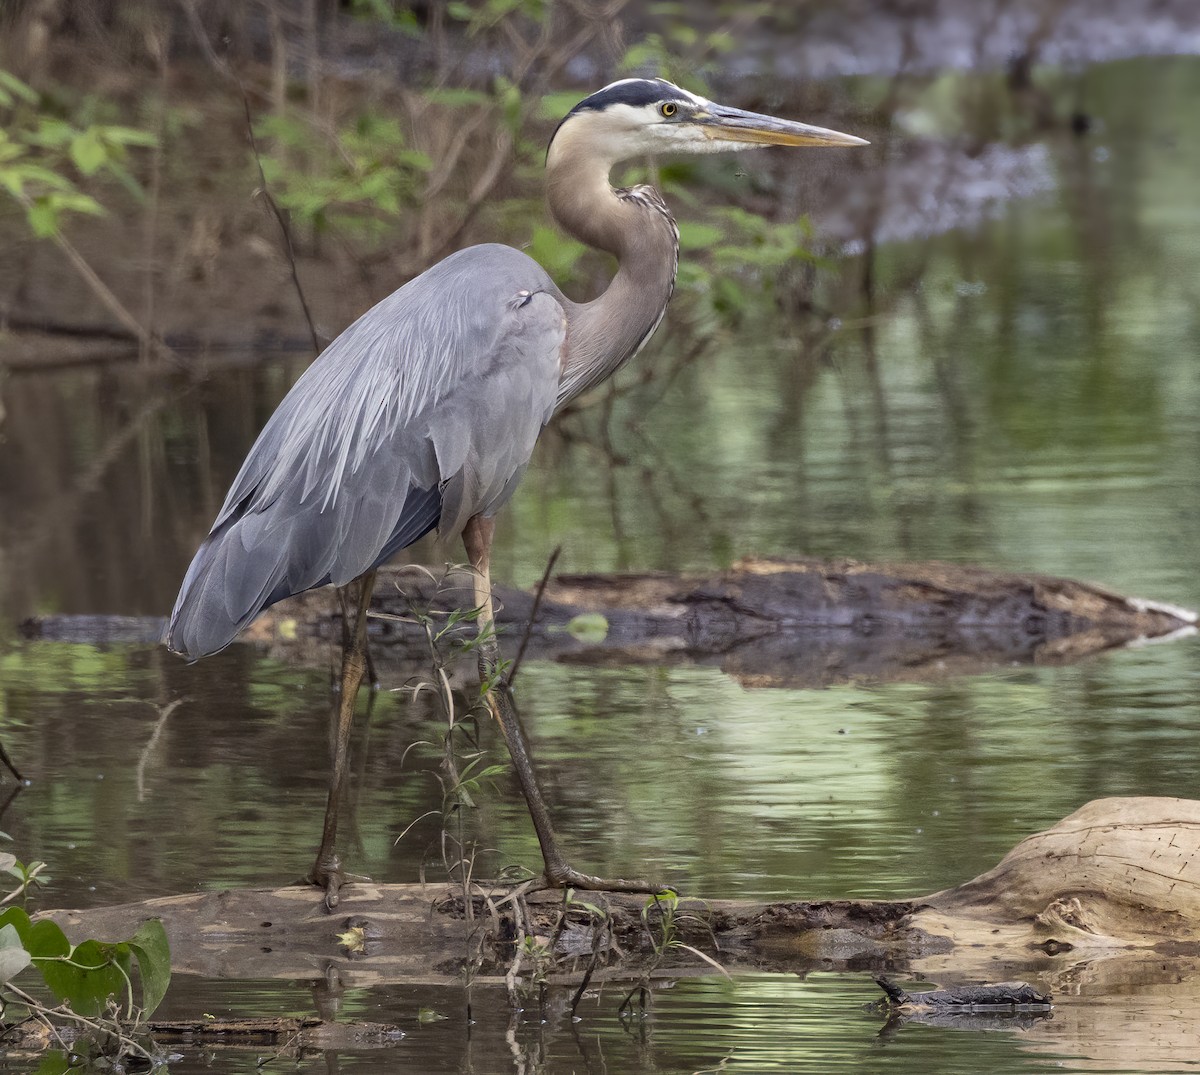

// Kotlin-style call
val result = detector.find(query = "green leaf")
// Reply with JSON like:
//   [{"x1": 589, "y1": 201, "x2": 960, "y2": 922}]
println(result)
[
  {"x1": 12, "y1": 163, "x2": 73, "y2": 191},
  {"x1": 525, "y1": 224, "x2": 585, "y2": 282},
  {"x1": 399, "y1": 149, "x2": 432, "y2": 171},
  {"x1": 571, "y1": 900, "x2": 606, "y2": 918},
  {"x1": 0, "y1": 134, "x2": 26, "y2": 163},
  {"x1": 0, "y1": 933, "x2": 31, "y2": 982},
  {"x1": 25, "y1": 919, "x2": 70, "y2": 959},
  {"x1": 348, "y1": 0, "x2": 422, "y2": 34},
  {"x1": 677, "y1": 221, "x2": 723, "y2": 251},
  {"x1": 32, "y1": 1052, "x2": 71, "y2": 1075},
  {"x1": 566, "y1": 613, "x2": 609, "y2": 643},
  {"x1": 127, "y1": 919, "x2": 171, "y2": 1015},
  {"x1": 24, "y1": 118, "x2": 74, "y2": 148},
  {"x1": 668, "y1": 24, "x2": 699, "y2": 47},
  {"x1": 0, "y1": 70, "x2": 38, "y2": 104},
  {"x1": 0, "y1": 940, "x2": 31, "y2": 983},
  {"x1": 96, "y1": 125, "x2": 157, "y2": 147},
  {"x1": 469, "y1": 763, "x2": 509, "y2": 783},
  {"x1": 113, "y1": 163, "x2": 148, "y2": 200},
  {"x1": 539, "y1": 91, "x2": 582, "y2": 121},
  {"x1": 48, "y1": 191, "x2": 104, "y2": 217},
  {"x1": 26, "y1": 198, "x2": 60, "y2": 238},
  {"x1": 422, "y1": 87, "x2": 490, "y2": 109},
  {"x1": 0, "y1": 907, "x2": 33, "y2": 944},
  {"x1": 69, "y1": 129, "x2": 108, "y2": 175},
  {"x1": 39, "y1": 938, "x2": 133, "y2": 1018}
]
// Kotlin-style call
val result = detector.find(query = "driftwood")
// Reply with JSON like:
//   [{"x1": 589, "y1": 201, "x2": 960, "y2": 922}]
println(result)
[
  {"x1": 37, "y1": 797, "x2": 1200, "y2": 993},
  {"x1": 20, "y1": 558, "x2": 1196, "y2": 688}
]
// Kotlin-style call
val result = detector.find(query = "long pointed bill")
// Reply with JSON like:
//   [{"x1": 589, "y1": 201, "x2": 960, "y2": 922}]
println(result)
[{"x1": 697, "y1": 103, "x2": 869, "y2": 148}]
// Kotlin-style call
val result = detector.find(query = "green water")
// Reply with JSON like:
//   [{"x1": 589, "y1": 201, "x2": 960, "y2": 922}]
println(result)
[{"x1": 1, "y1": 54, "x2": 1199, "y2": 1073}]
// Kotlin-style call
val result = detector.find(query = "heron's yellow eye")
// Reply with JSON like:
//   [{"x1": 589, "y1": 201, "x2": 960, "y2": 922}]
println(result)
[{"x1": 660, "y1": 102, "x2": 677, "y2": 117}]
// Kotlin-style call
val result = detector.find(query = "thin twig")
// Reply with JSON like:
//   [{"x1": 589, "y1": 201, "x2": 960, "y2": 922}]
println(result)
[
  {"x1": 506, "y1": 545, "x2": 560, "y2": 688},
  {"x1": 0, "y1": 740, "x2": 23, "y2": 784},
  {"x1": 3, "y1": 982, "x2": 151, "y2": 1060},
  {"x1": 569, "y1": 910, "x2": 607, "y2": 1018},
  {"x1": 241, "y1": 93, "x2": 321, "y2": 356},
  {"x1": 135, "y1": 698, "x2": 185, "y2": 802},
  {"x1": 177, "y1": 0, "x2": 320, "y2": 355},
  {"x1": 503, "y1": 892, "x2": 528, "y2": 1010},
  {"x1": 141, "y1": 22, "x2": 168, "y2": 366},
  {"x1": 0, "y1": 862, "x2": 46, "y2": 905},
  {"x1": 39, "y1": 212, "x2": 176, "y2": 364}
]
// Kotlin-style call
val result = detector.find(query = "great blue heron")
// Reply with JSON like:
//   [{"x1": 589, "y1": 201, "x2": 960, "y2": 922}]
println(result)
[{"x1": 168, "y1": 77, "x2": 866, "y2": 905}]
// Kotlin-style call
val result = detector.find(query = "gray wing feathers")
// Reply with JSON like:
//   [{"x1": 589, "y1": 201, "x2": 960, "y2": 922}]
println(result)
[{"x1": 168, "y1": 244, "x2": 565, "y2": 659}]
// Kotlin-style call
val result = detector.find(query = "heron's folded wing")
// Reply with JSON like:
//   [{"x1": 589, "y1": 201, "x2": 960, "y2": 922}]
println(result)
[{"x1": 167, "y1": 245, "x2": 565, "y2": 659}]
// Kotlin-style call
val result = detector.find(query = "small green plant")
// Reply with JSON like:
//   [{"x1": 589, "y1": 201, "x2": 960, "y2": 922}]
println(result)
[
  {"x1": 523, "y1": 223, "x2": 587, "y2": 286},
  {"x1": 0, "y1": 844, "x2": 50, "y2": 905},
  {"x1": 615, "y1": 3, "x2": 766, "y2": 91},
  {"x1": 0, "y1": 908, "x2": 170, "y2": 1019},
  {"x1": 639, "y1": 889, "x2": 725, "y2": 972},
  {"x1": 347, "y1": 0, "x2": 423, "y2": 35},
  {"x1": 676, "y1": 205, "x2": 822, "y2": 325},
  {"x1": 256, "y1": 110, "x2": 432, "y2": 242},
  {"x1": 520, "y1": 933, "x2": 553, "y2": 981},
  {"x1": 620, "y1": 889, "x2": 728, "y2": 1018},
  {"x1": 447, "y1": 0, "x2": 548, "y2": 36},
  {"x1": 0, "y1": 905, "x2": 170, "y2": 1064},
  {"x1": 0, "y1": 68, "x2": 155, "y2": 239},
  {"x1": 383, "y1": 568, "x2": 510, "y2": 880}
]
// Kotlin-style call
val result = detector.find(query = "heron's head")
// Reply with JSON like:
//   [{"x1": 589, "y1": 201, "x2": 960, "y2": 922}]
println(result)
[{"x1": 547, "y1": 77, "x2": 867, "y2": 170}]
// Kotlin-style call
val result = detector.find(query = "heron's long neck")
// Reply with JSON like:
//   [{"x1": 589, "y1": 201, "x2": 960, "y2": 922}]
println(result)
[{"x1": 546, "y1": 152, "x2": 678, "y2": 408}]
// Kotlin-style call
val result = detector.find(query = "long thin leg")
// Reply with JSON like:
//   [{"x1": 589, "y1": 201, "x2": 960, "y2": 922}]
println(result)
[
  {"x1": 0, "y1": 741, "x2": 23, "y2": 784},
  {"x1": 463, "y1": 517, "x2": 663, "y2": 894},
  {"x1": 308, "y1": 568, "x2": 377, "y2": 909},
  {"x1": 338, "y1": 586, "x2": 379, "y2": 688}
]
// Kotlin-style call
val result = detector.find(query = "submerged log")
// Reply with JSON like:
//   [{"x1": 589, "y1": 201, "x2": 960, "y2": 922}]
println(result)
[
  {"x1": 23, "y1": 558, "x2": 1193, "y2": 688},
  {"x1": 260, "y1": 557, "x2": 1196, "y2": 687},
  {"x1": 36, "y1": 798, "x2": 1200, "y2": 991}
]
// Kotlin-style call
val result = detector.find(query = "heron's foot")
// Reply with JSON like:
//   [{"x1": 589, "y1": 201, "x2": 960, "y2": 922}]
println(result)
[
  {"x1": 541, "y1": 861, "x2": 669, "y2": 895},
  {"x1": 304, "y1": 855, "x2": 372, "y2": 912}
]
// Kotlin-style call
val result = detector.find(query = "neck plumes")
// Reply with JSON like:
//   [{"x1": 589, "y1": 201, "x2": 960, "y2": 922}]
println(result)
[{"x1": 546, "y1": 143, "x2": 678, "y2": 409}]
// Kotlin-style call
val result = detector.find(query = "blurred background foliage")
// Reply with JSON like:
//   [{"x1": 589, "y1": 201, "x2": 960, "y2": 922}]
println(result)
[{"x1": 0, "y1": 0, "x2": 851, "y2": 351}]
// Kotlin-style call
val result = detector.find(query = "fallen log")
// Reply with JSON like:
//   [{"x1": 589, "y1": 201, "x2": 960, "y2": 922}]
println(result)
[
  {"x1": 36, "y1": 797, "x2": 1200, "y2": 992},
  {"x1": 19, "y1": 558, "x2": 1195, "y2": 688},
  {"x1": 261, "y1": 557, "x2": 1197, "y2": 687}
]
